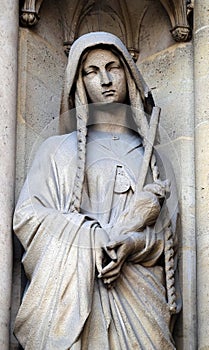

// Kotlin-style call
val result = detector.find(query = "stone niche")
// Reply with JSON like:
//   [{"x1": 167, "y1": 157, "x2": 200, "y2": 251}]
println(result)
[{"x1": 12, "y1": 0, "x2": 194, "y2": 349}]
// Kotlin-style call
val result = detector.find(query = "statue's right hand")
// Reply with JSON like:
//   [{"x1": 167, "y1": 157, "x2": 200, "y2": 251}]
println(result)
[
  {"x1": 94, "y1": 227, "x2": 117, "y2": 276},
  {"x1": 97, "y1": 231, "x2": 145, "y2": 286},
  {"x1": 94, "y1": 227, "x2": 109, "y2": 249}
]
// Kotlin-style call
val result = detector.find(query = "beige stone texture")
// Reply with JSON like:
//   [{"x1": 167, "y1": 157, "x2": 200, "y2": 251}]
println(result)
[
  {"x1": 157, "y1": 138, "x2": 196, "y2": 349},
  {"x1": 195, "y1": 123, "x2": 209, "y2": 349},
  {"x1": 138, "y1": 43, "x2": 194, "y2": 139},
  {"x1": 138, "y1": 1, "x2": 175, "y2": 61},
  {"x1": 139, "y1": 43, "x2": 196, "y2": 349},
  {"x1": 9, "y1": 0, "x2": 204, "y2": 349},
  {"x1": 194, "y1": 1, "x2": 209, "y2": 348},
  {"x1": 16, "y1": 29, "x2": 66, "y2": 196},
  {"x1": 12, "y1": 31, "x2": 181, "y2": 350},
  {"x1": 11, "y1": 3, "x2": 66, "y2": 349},
  {"x1": 0, "y1": 1, "x2": 18, "y2": 349}
]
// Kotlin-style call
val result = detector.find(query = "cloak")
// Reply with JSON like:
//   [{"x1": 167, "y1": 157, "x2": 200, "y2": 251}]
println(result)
[
  {"x1": 14, "y1": 131, "x2": 178, "y2": 349},
  {"x1": 14, "y1": 32, "x2": 180, "y2": 349}
]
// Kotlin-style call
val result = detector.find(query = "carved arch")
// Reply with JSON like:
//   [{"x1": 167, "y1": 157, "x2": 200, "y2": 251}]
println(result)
[
  {"x1": 63, "y1": 1, "x2": 126, "y2": 51},
  {"x1": 61, "y1": 0, "x2": 138, "y2": 60},
  {"x1": 20, "y1": 0, "x2": 192, "y2": 48}
]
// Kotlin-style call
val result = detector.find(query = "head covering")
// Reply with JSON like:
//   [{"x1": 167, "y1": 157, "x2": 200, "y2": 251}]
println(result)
[
  {"x1": 60, "y1": 31, "x2": 155, "y2": 212},
  {"x1": 60, "y1": 31, "x2": 154, "y2": 132}
]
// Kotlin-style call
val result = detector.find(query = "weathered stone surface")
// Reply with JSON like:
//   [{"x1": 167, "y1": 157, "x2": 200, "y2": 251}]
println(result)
[
  {"x1": 195, "y1": 121, "x2": 209, "y2": 349},
  {"x1": 13, "y1": 32, "x2": 180, "y2": 350},
  {"x1": 15, "y1": 29, "x2": 66, "y2": 196},
  {"x1": 0, "y1": 1, "x2": 18, "y2": 349},
  {"x1": 11, "y1": 6, "x2": 66, "y2": 348},
  {"x1": 194, "y1": 1, "x2": 209, "y2": 348},
  {"x1": 139, "y1": 42, "x2": 195, "y2": 348},
  {"x1": 6, "y1": 1, "x2": 209, "y2": 349},
  {"x1": 138, "y1": 1, "x2": 175, "y2": 61},
  {"x1": 138, "y1": 42, "x2": 194, "y2": 140},
  {"x1": 157, "y1": 138, "x2": 196, "y2": 349}
]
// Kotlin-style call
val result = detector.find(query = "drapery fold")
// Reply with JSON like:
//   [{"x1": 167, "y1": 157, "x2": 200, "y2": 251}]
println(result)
[{"x1": 14, "y1": 132, "x2": 177, "y2": 349}]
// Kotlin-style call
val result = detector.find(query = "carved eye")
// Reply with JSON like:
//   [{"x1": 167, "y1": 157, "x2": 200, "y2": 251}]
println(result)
[
  {"x1": 108, "y1": 65, "x2": 121, "y2": 72},
  {"x1": 83, "y1": 68, "x2": 98, "y2": 77}
]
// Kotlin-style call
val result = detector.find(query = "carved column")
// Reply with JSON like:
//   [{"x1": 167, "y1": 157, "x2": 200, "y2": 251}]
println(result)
[
  {"x1": 194, "y1": 1, "x2": 209, "y2": 348},
  {"x1": 0, "y1": 1, "x2": 18, "y2": 348}
]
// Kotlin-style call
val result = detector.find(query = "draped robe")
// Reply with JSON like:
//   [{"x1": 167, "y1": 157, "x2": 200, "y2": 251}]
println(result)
[{"x1": 14, "y1": 130, "x2": 177, "y2": 349}]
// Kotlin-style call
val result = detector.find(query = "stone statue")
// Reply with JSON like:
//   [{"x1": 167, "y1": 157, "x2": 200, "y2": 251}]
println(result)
[{"x1": 14, "y1": 32, "x2": 181, "y2": 349}]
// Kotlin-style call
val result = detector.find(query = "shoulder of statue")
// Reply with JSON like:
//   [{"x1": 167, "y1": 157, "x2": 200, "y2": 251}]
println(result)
[{"x1": 38, "y1": 131, "x2": 78, "y2": 158}]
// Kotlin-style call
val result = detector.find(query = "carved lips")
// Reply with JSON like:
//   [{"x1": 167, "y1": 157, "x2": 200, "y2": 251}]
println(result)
[{"x1": 102, "y1": 89, "x2": 116, "y2": 96}]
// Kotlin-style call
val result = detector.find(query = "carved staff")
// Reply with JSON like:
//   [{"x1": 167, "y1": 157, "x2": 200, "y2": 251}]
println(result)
[
  {"x1": 136, "y1": 106, "x2": 177, "y2": 313},
  {"x1": 136, "y1": 106, "x2": 161, "y2": 193}
]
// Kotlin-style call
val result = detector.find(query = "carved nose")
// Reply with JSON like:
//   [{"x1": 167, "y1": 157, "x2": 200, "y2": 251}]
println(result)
[{"x1": 100, "y1": 70, "x2": 112, "y2": 86}]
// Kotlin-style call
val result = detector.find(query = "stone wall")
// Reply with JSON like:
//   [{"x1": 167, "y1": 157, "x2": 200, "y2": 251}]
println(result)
[
  {"x1": 0, "y1": 2, "x2": 18, "y2": 349},
  {"x1": 194, "y1": 1, "x2": 209, "y2": 348},
  {"x1": 11, "y1": 2, "x2": 66, "y2": 348},
  {"x1": 139, "y1": 42, "x2": 195, "y2": 348}
]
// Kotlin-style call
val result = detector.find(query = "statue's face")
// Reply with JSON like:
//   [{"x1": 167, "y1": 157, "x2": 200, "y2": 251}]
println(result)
[{"x1": 82, "y1": 48, "x2": 127, "y2": 104}]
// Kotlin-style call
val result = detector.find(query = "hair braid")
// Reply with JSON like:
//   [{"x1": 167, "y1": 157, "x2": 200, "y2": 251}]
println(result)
[
  {"x1": 70, "y1": 72, "x2": 88, "y2": 213},
  {"x1": 70, "y1": 116, "x2": 88, "y2": 212},
  {"x1": 164, "y1": 224, "x2": 177, "y2": 313},
  {"x1": 150, "y1": 151, "x2": 177, "y2": 313}
]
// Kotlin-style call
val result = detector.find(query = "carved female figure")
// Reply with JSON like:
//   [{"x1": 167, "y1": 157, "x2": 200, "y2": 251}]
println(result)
[{"x1": 14, "y1": 32, "x2": 180, "y2": 349}]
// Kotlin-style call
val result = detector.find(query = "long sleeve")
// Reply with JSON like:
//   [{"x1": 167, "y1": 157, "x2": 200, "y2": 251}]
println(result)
[{"x1": 14, "y1": 134, "x2": 98, "y2": 350}]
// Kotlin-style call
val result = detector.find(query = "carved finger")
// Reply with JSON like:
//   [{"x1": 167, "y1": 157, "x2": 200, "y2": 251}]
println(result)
[
  {"x1": 103, "y1": 274, "x2": 120, "y2": 285},
  {"x1": 95, "y1": 248, "x2": 104, "y2": 276},
  {"x1": 101, "y1": 260, "x2": 124, "y2": 278},
  {"x1": 103, "y1": 246, "x2": 117, "y2": 261},
  {"x1": 100, "y1": 260, "x2": 118, "y2": 275},
  {"x1": 102, "y1": 267, "x2": 121, "y2": 279},
  {"x1": 106, "y1": 240, "x2": 122, "y2": 250}
]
